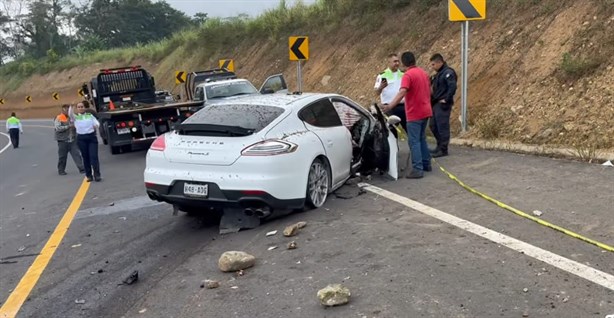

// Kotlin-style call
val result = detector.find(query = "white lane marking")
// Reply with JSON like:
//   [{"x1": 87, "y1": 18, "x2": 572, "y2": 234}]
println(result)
[
  {"x1": 360, "y1": 183, "x2": 614, "y2": 291},
  {"x1": 0, "y1": 132, "x2": 11, "y2": 154},
  {"x1": 15, "y1": 191, "x2": 28, "y2": 197},
  {"x1": 0, "y1": 124, "x2": 53, "y2": 156}
]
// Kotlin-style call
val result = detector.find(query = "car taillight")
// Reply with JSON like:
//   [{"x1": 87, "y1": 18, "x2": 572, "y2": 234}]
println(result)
[
  {"x1": 128, "y1": 121, "x2": 134, "y2": 127},
  {"x1": 150, "y1": 134, "x2": 166, "y2": 151},
  {"x1": 120, "y1": 122, "x2": 126, "y2": 128},
  {"x1": 241, "y1": 140, "x2": 297, "y2": 156}
]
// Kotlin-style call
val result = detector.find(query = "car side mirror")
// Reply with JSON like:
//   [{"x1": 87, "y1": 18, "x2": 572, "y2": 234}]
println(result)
[
  {"x1": 387, "y1": 115, "x2": 401, "y2": 126},
  {"x1": 261, "y1": 88, "x2": 275, "y2": 94}
]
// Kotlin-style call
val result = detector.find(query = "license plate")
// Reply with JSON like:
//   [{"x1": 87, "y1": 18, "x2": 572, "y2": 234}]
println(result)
[
  {"x1": 117, "y1": 128, "x2": 130, "y2": 134},
  {"x1": 184, "y1": 183, "x2": 208, "y2": 197}
]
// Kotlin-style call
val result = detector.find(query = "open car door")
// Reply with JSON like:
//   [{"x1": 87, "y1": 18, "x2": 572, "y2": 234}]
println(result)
[
  {"x1": 259, "y1": 74, "x2": 288, "y2": 94},
  {"x1": 369, "y1": 104, "x2": 399, "y2": 180}
]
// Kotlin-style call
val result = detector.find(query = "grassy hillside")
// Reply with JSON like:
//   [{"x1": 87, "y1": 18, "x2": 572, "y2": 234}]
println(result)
[{"x1": 1, "y1": 0, "x2": 613, "y2": 151}]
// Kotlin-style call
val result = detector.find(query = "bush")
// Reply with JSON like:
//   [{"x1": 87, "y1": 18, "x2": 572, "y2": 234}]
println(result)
[{"x1": 559, "y1": 52, "x2": 601, "y2": 80}]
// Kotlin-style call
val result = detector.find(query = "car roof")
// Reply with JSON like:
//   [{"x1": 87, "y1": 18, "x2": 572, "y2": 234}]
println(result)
[
  {"x1": 209, "y1": 92, "x2": 342, "y2": 109},
  {"x1": 196, "y1": 78, "x2": 252, "y2": 87}
]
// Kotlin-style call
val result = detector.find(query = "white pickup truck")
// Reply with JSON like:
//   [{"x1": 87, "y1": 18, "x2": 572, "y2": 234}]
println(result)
[{"x1": 192, "y1": 74, "x2": 288, "y2": 104}]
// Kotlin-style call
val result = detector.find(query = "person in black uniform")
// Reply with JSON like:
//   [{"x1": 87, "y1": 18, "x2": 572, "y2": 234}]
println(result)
[{"x1": 429, "y1": 53, "x2": 457, "y2": 157}]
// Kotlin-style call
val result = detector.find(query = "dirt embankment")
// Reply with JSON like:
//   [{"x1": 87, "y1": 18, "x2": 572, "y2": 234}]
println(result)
[{"x1": 1, "y1": 0, "x2": 612, "y2": 151}]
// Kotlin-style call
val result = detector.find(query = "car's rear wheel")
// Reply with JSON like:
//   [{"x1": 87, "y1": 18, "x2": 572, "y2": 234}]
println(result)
[{"x1": 305, "y1": 158, "x2": 330, "y2": 209}]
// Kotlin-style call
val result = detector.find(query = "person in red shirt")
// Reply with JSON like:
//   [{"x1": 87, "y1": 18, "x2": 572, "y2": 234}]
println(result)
[{"x1": 383, "y1": 51, "x2": 433, "y2": 179}]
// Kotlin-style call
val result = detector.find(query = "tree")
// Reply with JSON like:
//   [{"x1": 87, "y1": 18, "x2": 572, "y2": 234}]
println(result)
[
  {"x1": 10, "y1": 0, "x2": 73, "y2": 58},
  {"x1": 74, "y1": 0, "x2": 193, "y2": 48},
  {"x1": 1, "y1": 11, "x2": 13, "y2": 64},
  {"x1": 192, "y1": 12, "x2": 208, "y2": 25},
  {"x1": 1, "y1": 0, "x2": 28, "y2": 63}
]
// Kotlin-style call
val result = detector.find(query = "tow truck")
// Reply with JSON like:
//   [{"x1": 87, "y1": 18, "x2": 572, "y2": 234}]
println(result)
[{"x1": 86, "y1": 66, "x2": 203, "y2": 154}]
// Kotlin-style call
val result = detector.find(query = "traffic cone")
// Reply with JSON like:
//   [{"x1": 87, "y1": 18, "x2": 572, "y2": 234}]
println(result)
[{"x1": 109, "y1": 100, "x2": 116, "y2": 110}]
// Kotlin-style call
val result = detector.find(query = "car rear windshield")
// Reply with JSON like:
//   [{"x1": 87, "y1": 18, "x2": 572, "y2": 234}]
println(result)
[{"x1": 179, "y1": 104, "x2": 285, "y2": 136}]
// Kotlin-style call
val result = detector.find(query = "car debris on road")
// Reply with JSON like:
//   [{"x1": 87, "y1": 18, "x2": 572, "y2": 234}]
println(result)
[{"x1": 120, "y1": 270, "x2": 139, "y2": 285}]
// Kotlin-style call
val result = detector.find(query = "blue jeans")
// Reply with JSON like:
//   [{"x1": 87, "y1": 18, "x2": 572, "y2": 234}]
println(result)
[
  {"x1": 77, "y1": 133, "x2": 100, "y2": 178},
  {"x1": 406, "y1": 118, "x2": 431, "y2": 172}
]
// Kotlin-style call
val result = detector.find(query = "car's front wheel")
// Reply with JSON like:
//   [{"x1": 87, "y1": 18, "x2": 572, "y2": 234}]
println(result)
[{"x1": 305, "y1": 158, "x2": 330, "y2": 209}]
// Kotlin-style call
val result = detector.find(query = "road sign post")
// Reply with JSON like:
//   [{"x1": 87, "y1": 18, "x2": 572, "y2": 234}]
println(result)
[
  {"x1": 289, "y1": 36, "x2": 309, "y2": 93},
  {"x1": 449, "y1": 0, "x2": 486, "y2": 132},
  {"x1": 297, "y1": 61, "x2": 303, "y2": 93},
  {"x1": 461, "y1": 21, "x2": 469, "y2": 132}
]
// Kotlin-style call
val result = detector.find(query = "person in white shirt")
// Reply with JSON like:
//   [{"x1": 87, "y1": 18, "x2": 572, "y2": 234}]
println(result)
[
  {"x1": 70, "y1": 102, "x2": 102, "y2": 182},
  {"x1": 374, "y1": 53, "x2": 406, "y2": 130}
]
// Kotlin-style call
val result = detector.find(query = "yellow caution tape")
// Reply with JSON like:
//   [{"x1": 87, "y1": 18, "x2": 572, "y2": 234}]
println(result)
[
  {"x1": 395, "y1": 125, "x2": 407, "y2": 141},
  {"x1": 434, "y1": 160, "x2": 614, "y2": 253}
]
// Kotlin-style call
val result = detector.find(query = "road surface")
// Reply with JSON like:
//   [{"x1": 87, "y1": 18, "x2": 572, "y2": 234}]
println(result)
[{"x1": 0, "y1": 120, "x2": 612, "y2": 318}]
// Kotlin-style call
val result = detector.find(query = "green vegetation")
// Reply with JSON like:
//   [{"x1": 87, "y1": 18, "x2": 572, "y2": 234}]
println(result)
[
  {"x1": 1, "y1": 0, "x2": 421, "y2": 80},
  {"x1": 559, "y1": 52, "x2": 602, "y2": 81}
]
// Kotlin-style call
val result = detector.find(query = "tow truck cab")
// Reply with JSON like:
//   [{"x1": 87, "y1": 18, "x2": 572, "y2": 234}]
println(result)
[{"x1": 89, "y1": 66, "x2": 201, "y2": 154}]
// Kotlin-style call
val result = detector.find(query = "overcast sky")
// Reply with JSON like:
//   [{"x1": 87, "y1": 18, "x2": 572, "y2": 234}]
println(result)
[{"x1": 164, "y1": 0, "x2": 318, "y2": 18}]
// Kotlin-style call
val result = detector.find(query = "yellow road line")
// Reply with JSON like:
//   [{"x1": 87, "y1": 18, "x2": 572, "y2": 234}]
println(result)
[
  {"x1": 0, "y1": 178, "x2": 90, "y2": 318},
  {"x1": 433, "y1": 160, "x2": 614, "y2": 253}
]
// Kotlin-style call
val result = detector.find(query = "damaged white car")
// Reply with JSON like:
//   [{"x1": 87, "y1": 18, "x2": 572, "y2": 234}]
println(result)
[{"x1": 144, "y1": 93, "x2": 398, "y2": 217}]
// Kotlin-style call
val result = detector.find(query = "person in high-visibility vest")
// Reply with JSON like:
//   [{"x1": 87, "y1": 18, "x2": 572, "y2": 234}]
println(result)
[
  {"x1": 374, "y1": 53, "x2": 406, "y2": 131},
  {"x1": 5, "y1": 112, "x2": 23, "y2": 149},
  {"x1": 55, "y1": 104, "x2": 85, "y2": 175}
]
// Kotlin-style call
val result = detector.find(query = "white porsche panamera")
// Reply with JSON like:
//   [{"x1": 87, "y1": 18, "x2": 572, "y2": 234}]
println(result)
[{"x1": 144, "y1": 93, "x2": 398, "y2": 216}]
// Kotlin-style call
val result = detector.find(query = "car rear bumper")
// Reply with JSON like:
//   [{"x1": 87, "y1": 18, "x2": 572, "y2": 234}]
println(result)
[{"x1": 145, "y1": 181, "x2": 305, "y2": 210}]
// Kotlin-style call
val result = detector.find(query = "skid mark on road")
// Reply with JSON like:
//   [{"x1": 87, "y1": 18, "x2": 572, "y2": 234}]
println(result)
[
  {"x1": 0, "y1": 178, "x2": 90, "y2": 318},
  {"x1": 75, "y1": 195, "x2": 164, "y2": 219},
  {"x1": 360, "y1": 183, "x2": 614, "y2": 292}
]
